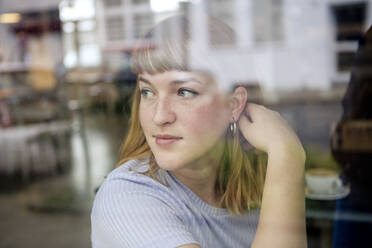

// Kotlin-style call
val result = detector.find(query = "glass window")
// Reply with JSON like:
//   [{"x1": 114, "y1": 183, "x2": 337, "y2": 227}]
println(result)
[
  {"x1": 103, "y1": 0, "x2": 123, "y2": 8},
  {"x1": 331, "y1": 3, "x2": 367, "y2": 41},
  {"x1": 105, "y1": 15, "x2": 125, "y2": 41},
  {"x1": 252, "y1": 0, "x2": 284, "y2": 43},
  {"x1": 132, "y1": 0, "x2": 150, "y2": 5},
  {"x1": 207, "y1": 0, "x2": 236, "y2": 46},
  {"x1": 337, "y1": 51, "x2": 356, "y2": 72},
  {"x1": 134, "y1": 13, "x2": 154, "y2": 39}
]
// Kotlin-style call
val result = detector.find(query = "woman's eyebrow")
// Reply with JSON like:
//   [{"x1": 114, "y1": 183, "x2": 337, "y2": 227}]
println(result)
[
  {"x1": 138, "y1": 76, "x2": 203, "y2": 85},
  {"x1": 138, "y1": 76, "x2": 152, "y2": 85},
  {"x1": 171, "y1": 78, "x2": 203, "y2": 85}
]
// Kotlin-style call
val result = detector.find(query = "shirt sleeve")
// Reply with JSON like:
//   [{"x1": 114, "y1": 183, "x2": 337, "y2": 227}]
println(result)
[{"x1": 91, "y1": 178, "x2": 199, "y2": 248}]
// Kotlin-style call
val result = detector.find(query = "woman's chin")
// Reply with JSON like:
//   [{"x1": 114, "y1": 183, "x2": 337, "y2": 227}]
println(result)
[{"x1": 153, "y1": 155, "x2": 187, "y2": 171}]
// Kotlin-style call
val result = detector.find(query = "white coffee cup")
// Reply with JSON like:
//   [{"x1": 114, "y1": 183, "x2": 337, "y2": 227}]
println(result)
[{"x1": 305, "y1": 168, "x2": 342, "y2": 194}]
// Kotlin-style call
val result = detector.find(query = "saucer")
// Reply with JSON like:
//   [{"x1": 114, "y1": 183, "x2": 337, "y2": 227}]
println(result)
[{"x1": 305, "y1": 185, "x2": 350, "y2": 200}]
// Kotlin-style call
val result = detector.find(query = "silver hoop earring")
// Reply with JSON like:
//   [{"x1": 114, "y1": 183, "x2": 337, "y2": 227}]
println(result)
[{"x1": 229, "y1": 117, "x2": 237, "y2": 136}]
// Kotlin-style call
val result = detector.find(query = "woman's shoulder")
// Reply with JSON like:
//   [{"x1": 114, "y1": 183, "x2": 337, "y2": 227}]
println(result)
[
  {"x1": 101, "y1": 160, "x2": 161, "y2": 189},
  {"x1": 98, "y1": 159, "x2": 166, "y2": 195},
  {"x1": 91, "y1": 160, "x2": 198, "y2": 247},
  {"x1": 107, "y1": 159, "x2": 150, "y2": 180}
]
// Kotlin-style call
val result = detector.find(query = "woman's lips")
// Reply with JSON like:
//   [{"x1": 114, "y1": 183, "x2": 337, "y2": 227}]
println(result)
[{"x1": 154, "y1": 135, "x2": 182, "y2": 147}]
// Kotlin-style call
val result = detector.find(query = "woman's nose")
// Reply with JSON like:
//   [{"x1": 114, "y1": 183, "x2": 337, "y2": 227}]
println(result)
[{"x1": 152, "y1": 97, "x2": 176, "y2": 126}]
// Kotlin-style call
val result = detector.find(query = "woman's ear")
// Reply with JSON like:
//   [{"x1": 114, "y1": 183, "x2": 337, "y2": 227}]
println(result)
[{"x1": 230, "y1": 86, "x2": 248, "y2": 120}]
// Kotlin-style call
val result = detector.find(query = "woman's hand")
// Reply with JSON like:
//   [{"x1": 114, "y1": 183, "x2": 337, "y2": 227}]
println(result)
[
  {"x1": 238, "y1": 103, "x2": 305, "y2": 162},
  {"x1": 240, "y1": 104, "x2": 307, "y2": 248}
]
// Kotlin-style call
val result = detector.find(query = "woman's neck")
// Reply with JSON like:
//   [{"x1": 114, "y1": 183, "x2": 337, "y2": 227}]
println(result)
[{"x1": 171, "y1": 142, "x2": 224, "y2": 207}]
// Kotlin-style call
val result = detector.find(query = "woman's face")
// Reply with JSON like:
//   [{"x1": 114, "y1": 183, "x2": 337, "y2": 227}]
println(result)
[{"x1": 138, "y1": 70, "x2": 232, "y2": 171}]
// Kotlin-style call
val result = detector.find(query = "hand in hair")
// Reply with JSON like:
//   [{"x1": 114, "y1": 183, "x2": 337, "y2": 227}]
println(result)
[
  {"x1": 238, "y1": 103, "x2": 307, "y2": 248},
  {"x1": 238, "y1": 103, "x2": 305, "y2": 162}
]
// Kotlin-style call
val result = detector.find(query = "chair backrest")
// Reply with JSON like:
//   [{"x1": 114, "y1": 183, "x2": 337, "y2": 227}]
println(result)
[{"x1": 332, "y1": 120, "x2": 372, "y2": 152}]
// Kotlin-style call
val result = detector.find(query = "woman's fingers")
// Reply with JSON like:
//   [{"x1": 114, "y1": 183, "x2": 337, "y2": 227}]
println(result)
[
  {"x1": 242, "y1": 103, "x2": 259, "y2": 121},
  {"x1": 238, "y1": 112, "x2": 264, "y2": 151},
  {"x1": 242, "y1": 103, "x2": 268, "y2": 123},
  {"x1": 238, "y1": 103, "x2": 304, "y2": 156}
]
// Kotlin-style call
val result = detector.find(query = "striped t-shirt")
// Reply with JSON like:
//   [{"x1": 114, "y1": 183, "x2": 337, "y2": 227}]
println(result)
[{"x1": 91, "y1": 159, "x2": 259, "y2": 248}]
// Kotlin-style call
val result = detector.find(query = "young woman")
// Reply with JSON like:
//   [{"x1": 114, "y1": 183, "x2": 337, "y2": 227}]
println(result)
[{"x1": 91, "y1": 15, "x2": 307, "y2": 248}]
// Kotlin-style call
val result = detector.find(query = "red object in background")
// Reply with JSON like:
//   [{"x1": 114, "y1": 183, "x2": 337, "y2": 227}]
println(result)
[{"x1": 11, "y1": 9, "x2": 61, "y2": 36}]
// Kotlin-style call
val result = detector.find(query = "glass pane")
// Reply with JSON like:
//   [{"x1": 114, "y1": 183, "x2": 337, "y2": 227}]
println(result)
[
  {"x1": 134, "y1": 13, "x2": 154, "y2": 39},
  {"x1": 252, "y1": 0, "x2": 283, "y2": 42},
  {"x1": 103, "y1": 0, "x2": 122, "y2": 8},
  {"x1": 105, "y1": 16, "x2": 125, "y2": 41}
]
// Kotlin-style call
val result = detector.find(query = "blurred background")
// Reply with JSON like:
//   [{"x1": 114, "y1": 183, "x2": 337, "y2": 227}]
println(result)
[{"x1": 0, "y1": 0, "x2": 371, "y2": 247}]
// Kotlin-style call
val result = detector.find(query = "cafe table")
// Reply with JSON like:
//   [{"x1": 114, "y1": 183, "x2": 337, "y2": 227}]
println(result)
[{"x1": 0, "y1": 121, "x2": 71, "y2": 182}]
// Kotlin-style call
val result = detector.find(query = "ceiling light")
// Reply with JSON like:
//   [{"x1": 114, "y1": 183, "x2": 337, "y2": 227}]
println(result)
[{"x1": 0, "y1": 13, "x2": 21, "y2": 23}]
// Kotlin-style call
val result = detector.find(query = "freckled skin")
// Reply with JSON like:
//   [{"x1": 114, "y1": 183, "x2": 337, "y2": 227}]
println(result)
[{"x1": 139, "y1": 71, "x2": 231, "y2": 172}]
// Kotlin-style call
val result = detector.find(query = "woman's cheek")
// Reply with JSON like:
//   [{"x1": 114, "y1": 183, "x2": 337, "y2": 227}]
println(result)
[
  {"x1": 139, "y1": 105, "x2": 152, "y2": 132},
  {"x1": 186, "y1": 100, "x2": 227, "y2": 137}
]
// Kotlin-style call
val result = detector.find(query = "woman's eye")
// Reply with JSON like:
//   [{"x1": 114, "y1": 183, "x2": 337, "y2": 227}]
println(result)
[
  {"x1": 140, "y1": 89, "x2": 154, "y2": 98},
  {"x1": 177, "y1": 88, "x2": 198, "y2": 98}
]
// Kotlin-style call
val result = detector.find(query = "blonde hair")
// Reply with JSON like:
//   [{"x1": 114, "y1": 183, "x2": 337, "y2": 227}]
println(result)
[{"x1": 118, "y1": 15, "x2": 267, "y2": 215}]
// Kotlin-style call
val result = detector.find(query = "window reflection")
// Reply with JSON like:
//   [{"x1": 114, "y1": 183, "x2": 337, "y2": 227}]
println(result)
[{"x1": 0, "y1": 0, "x2": 371, "y2": 247}]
